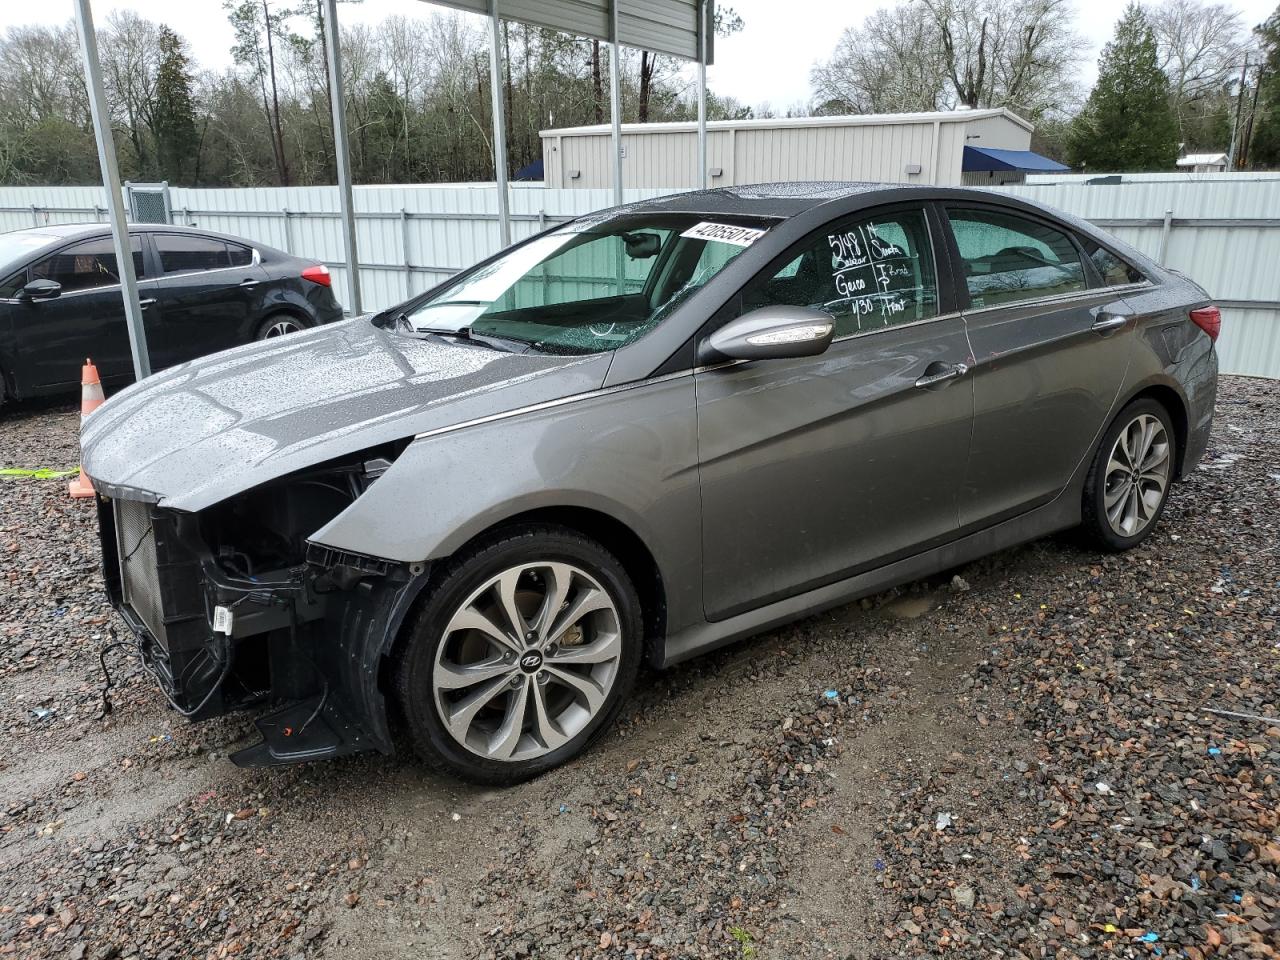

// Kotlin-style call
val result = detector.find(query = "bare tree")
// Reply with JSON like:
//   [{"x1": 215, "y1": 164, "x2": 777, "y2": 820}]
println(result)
[
  {"x1": 1150, "y1": 0, "x2": 1245, "y2": 99},
  {"x1": 100, "y1": 12, "x2": 162, "y2": 176},
  {"x1": 812, "y1": 0, "x2": 1080, "y2": 120},
  {"x1": 810, "y1": 5, "x2": 951, "y2": 113},
  {"x1": 923, "y1": 0, "x2": 1082, "y2": 119}
]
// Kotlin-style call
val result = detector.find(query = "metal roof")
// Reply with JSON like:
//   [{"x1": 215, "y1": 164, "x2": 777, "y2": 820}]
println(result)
[
  {"x1": 963, "y1": 146, "x2": 1069, "y2": 173},
  {"x1": 1176, "y1": 153, "x2": 1229, "y2": 167},
  {"x1": 540, "y1": 108, "x2": 1032, "y2": 138}
]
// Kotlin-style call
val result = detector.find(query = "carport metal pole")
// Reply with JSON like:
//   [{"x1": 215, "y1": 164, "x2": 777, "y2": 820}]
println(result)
[
  {"x1": 322, "y1": 0, "x2": 363, "y2": 315},
  {"x1": 696, "y1": 0, "x2": 708, "y2": 190},
  {"x1": 610, "y1": 1, "x2": 624, "y2": 206},
  {"x1": 73, "y1": 0, "x2": 151, "y2": 379},
  {"x1": 488, "y1": 0, "x2": 512, "y2": 247}
]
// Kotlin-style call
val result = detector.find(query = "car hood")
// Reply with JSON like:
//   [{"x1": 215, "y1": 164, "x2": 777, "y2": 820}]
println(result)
[{"x1": 81, "y1": 318, "x2": 613, "y2": 512}]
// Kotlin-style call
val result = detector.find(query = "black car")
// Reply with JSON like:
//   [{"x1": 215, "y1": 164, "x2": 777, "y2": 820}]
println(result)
[{"x1": 0, "y1": 223, "x2": 345, "y2": 402}]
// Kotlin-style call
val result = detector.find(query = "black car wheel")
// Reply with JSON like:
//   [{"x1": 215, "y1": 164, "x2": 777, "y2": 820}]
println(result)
[
  {"x1": 255, "y1": 313, "x2": 310, "y2": 340},
  {"x1": 1082, "y1": 398, "x2": 1177, "y2": 551},
  {"x1": 395, "y1": 524, "x2": 642, "y2": 785}
]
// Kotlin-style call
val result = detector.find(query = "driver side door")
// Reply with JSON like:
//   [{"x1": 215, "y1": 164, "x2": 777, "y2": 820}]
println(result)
[
  {"x1": 14, "y1": 235, "x2": 157, "y2": 392},
  {"x1": 694, "y1": 204, "x2": 975, "y2": 621}
]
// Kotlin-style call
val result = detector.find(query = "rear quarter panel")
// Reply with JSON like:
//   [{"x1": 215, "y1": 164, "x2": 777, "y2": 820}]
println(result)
[{"x1": 1120, "y1": 274, "x2": 1218, "y2": 474}]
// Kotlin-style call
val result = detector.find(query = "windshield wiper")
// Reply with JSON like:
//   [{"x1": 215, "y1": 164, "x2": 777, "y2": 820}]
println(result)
[{"x1": 411, "y1": 323, "x2": 531, "y2": 354}]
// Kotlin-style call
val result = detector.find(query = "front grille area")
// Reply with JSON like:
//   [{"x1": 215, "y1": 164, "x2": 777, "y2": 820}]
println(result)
[{"x1": 115, "y1": 498, "x2": 167, "y2": 646}]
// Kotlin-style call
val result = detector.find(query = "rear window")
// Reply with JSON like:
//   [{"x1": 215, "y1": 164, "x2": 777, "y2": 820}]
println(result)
[
  {"x1": 157, "y1": 235, "x2": 231, "y2": 274},
  {"x1": 227, "y1": 243, "x2": 254, "y2": 267},
  {"x1": 949, "y1": 208, "x2": 1086, "y2": 308},
  {"x1": 1081, "y1": 240, "x2": 1145, "y2": 287}
]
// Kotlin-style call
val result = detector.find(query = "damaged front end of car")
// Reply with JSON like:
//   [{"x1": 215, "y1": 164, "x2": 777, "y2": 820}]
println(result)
[{"x1": 96, "y1": 443, "x2": 426, "y2": 766}]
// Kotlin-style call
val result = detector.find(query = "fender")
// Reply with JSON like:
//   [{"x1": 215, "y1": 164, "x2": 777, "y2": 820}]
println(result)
[{"x1": 308, "y1": 372, "x2": 707, "y2": 636}]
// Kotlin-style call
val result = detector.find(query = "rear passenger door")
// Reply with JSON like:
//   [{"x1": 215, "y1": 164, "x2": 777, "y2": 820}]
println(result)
[
  {"x1": 944, "y1": 204, "x2": 1136, "y2": 529},
  {"x1": 695, "y1": 204, "x2": 973, "y2": 620},
  {"x1": 152, "y1": 234, "x2": 267, "y2": 365}
]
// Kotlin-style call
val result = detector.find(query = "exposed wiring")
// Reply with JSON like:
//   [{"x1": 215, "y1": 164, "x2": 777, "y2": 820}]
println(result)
[
  {"x1": 118, "y1": 523, "x2": 153, "y2": 565},
  {"x1": 95, "y1": 628, "x2": 137, "y2": 719}
]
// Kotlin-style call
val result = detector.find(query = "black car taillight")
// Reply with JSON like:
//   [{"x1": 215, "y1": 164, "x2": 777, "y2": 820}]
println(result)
[
  {"x1": 1189, "y1": 306, "x2": 1221, "y2": 341},
  {"x1": 301, "y1": 264, "x2": 331, "y2": 287}
]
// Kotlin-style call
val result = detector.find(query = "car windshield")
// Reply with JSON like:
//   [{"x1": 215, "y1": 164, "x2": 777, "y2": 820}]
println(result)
[
  {"x1": 391, "y1": 214, "x2": 775, "y2": 355},
  {"x1": 0, "y1": 231, "x2": 61, "y2": 268}
]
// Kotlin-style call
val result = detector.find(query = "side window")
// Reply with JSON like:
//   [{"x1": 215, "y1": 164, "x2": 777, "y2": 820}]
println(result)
[
  {"x1": 744, "y1": 207, "x2": 938, "y2": 336},
  {"x1": 948, "y1": 208, "x2": 1086, "y2": 308},
  {"x1": 1080, "y1": 239, "x2": 1144, "y2": 287},
  {"x1": 157, "y1": 235, "x2": 231, "y2": 274},
  {"x1": 227, "y1": 243, "x2": 255, "y2": 268},
  {"x1": 0, "y1": 270, "x2": 25, "y2": 299},
  {"x1": 30, "y1": 237, "x2": 146, "y2": 294}
]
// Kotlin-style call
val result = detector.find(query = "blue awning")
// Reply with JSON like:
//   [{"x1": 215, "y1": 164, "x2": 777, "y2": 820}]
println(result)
[
  {"x1": 962, "y1": 146, "x2": 1069, "y2": 173},
  {"x1": 514, "y1": 158, "x2": 544, "y2": 181}
]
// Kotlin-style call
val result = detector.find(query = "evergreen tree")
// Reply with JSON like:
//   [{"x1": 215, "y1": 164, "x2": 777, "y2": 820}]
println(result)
[
  {"x1": 153, "y1": 27, "x2": 199, "y2": 184},
  {"x1": 1252, "y1": 7, "x2": 1280, "y2": 168},
  {"x1": 1068, "y1": 4, "x2": 1180, "y2": 171}
]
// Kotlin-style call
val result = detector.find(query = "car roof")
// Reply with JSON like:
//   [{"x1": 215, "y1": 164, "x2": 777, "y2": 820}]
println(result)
[
  {"x1": 618, "y1": 182, "x2": 895, "y2": 219},
  {"x1": 4, "y1": 222, "x2": 250, "y2": 242}
]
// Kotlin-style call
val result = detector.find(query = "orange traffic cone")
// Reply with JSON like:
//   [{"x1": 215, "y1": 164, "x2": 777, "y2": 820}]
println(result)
[{"x1": 68, "y1": 358, "x2": 105, "y2": 499}]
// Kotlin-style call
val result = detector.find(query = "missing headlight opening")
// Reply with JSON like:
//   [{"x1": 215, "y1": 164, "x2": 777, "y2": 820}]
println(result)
[{"x1": 98, "y1": 441, "x2": 415, "y2": 766}]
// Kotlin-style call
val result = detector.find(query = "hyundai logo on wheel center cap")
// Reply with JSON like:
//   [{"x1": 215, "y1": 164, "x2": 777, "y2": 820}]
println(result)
[{"x1": 519, "y1": 651, "x2": 544, "y2": 673}]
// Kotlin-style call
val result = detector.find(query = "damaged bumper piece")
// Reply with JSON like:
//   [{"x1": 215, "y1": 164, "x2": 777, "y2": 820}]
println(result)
[{"x1": 97, "y1": 451, "x2": 424, "y2": 766}]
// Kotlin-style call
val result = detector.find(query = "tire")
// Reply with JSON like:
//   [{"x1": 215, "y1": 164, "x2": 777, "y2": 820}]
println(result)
[
  {"x1": 254, "y1": 312, "x2": 311, "y2": 340},
  {"x1": 1081, "y1": 398, "x2": 1177, "y2": 551},
  {"x1": 395, "y1": 524, "x2": 643, "y2": 785}
]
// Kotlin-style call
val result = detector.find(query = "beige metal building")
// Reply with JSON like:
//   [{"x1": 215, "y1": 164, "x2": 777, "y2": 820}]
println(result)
[{"x1": 538, "y1": 108, "x2": 1037, "y2": 189}]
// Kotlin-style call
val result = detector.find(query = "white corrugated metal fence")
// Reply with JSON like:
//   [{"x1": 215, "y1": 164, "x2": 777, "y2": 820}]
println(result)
[{"x1": 1, "y1": 177, "x2": 1276, "y2": 377}]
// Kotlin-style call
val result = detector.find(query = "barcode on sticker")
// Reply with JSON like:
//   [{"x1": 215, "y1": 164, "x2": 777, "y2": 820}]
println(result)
[
  {"x1": 212, "y1": 606, "x2": 234, "y2": 635},
  {"x1": 679, "y1": 222, "x2": 767, "y2": 247}
]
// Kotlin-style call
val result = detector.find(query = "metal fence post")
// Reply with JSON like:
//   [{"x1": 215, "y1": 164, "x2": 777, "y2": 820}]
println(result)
[
  {"x1": 322, "y1": 0, "x2": 362, "y2": 315},
  {"x1": 610, "y1": 1, "x2": 623, "y2": 207},
  {"x1": 30, "y1": 205, "x2": 38, "y2": 226},
  {"x1": 1159, "y1": 209, "x2": 1173, "y2": 266},
  {"x1": 281, "y1": 208, "x2": 293, "y2": 253},
  {"x1": 74, "y1": 0, "x2": 150, "y2": 379},
  {"x1": 488, "y1": 0, "x2": 512, "y2": 248},
  {"x1": 401, "y1": 207, "x2": 412, "y2": 299}
]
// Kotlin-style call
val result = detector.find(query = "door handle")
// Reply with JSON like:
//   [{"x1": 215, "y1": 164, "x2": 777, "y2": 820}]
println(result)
[
  {"x1": 1091, "y1": 312, "x2": 1128, "y2": 335},
  {"x1": 138, "y1": 298, "x2": 157, "y2": 309},
  {"x1": 914, "y1": 361, "x2": 969, "y2": 389},
  {"x1": 239, "y1": 278, "x2": 261, "y2": 288}
]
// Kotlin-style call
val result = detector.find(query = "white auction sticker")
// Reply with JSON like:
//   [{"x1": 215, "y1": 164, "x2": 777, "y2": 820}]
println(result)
[
  {"x1": 212, "y1": 605, "x2": 235, "y2": 635},
  {"x1": 679, "y1": 221, "x2": 767, "y2": 247}
]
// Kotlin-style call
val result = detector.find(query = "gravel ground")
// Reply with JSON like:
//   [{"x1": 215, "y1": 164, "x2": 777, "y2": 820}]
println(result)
[{"x1": 0, "y1": 375, "x2": 1276, "y2": 960}]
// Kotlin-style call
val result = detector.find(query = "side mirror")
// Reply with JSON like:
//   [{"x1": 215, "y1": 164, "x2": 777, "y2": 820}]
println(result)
[
  {"x1": 20, "y1": 278, "x2": 61, "y2": 301},
  {"x1": 705, "y1": 306, "x2": 835, "y2": 362}
]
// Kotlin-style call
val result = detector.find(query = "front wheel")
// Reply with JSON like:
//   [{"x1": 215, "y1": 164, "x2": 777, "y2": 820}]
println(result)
[
  {"x1": 395, "y1": 526, "x2": 642, "y2": 784},
  {"x1": 1081, "y1": 398, "x2": 1177, "y2": 551}
]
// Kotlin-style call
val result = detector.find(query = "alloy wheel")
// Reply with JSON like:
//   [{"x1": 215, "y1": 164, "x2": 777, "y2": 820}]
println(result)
[
  {"x1": 1103, "y1": 413, "x2": 1171, "y2": 538},
  {"x1": 431, "y1": 561, "x2": 622, "y2": 762},
  {"x1": 263, "y1": 318, "x2": 303, "y2": 338}
]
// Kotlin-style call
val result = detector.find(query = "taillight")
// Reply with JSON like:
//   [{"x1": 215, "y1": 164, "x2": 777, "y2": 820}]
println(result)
[
  {"x1": 301, "y1": 264, "x2": 331, "y2": 287},
  {"x1": 1189, "y1": 305, "x2": 1220, "y2": 341}
]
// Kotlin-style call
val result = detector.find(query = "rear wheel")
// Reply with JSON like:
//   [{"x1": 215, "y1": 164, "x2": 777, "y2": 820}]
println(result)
[
  {"x1": 395, "y1": 525, "x2": 642, "y2": 784},
  {"x1": 1081, "y1": 398, "x2": 1177, "y2": 550},
  {"x1": 255, "y1": 312, "x2": 310, "y2": 340}
]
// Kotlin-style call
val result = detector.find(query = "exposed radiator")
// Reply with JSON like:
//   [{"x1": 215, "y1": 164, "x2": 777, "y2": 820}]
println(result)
[{"x1": 114, "y1": 498, "x2": 168, "y2": 647}]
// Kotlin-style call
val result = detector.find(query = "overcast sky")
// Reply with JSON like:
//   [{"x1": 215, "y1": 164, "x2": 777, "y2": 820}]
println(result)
[{"x1": 13, "y1": 0, "x2": 1278, "y2": 112}]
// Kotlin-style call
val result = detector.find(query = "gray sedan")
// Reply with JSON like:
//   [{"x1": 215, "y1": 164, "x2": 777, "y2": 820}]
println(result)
[{"x1": 83, "y1": 183, "x2": 1219, "y2": 783}]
